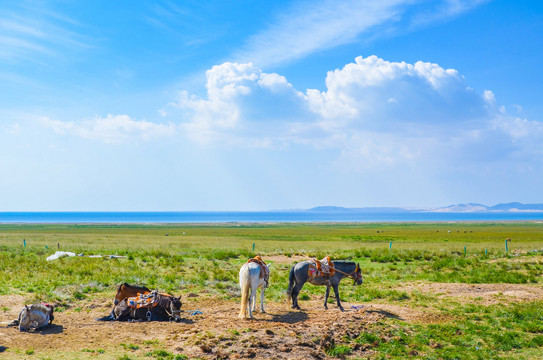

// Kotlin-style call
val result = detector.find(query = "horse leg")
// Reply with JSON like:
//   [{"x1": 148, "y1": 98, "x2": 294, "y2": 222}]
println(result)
[
  {"x1": 249, "y1": 284, "x2": 257, "y2": 318},
  {"x1": 291, "y1": 285, "x2": 297, "y2": 309},
  {"x1": 332, "y1": 283, "x2": 344, "y2": 311},
  {"x1": 324, "y1": 285, "x2": 331, "y2": 310},
  {"x1": 260, "y1": 286, "x2": 266, "y2": 313},
  {"x1": 291, "y1": 284, "x2": 302, "y2": 310}
]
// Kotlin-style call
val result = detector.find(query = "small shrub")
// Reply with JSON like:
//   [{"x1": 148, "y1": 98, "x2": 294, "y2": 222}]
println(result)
[
  {"x1": 356, "y1": 332, "x2": 381, "y2": 345},
  {"x1": 145, "y1": 349, "x2": 174, "y2": 359},
  {"x1": 121, "y1": 343, "x2": 140, "y2": 351},
  {"x1": 326, "y1": 344, "x2": 352, "y2": 357}
]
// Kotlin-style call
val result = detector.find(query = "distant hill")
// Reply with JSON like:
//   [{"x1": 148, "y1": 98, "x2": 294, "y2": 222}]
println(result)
[
  {"x1": 488, "y1": 202, "x2": 543, "y2": 211},
  {"x1": 307, "y1": 206, "x2": 409, "y2": 213},
  {"x1": 305, "y1": 203, "x2": 543, "y2": 213},
  {"x1": 433, "y1": 203, "x2": 489, "y2": 212}
]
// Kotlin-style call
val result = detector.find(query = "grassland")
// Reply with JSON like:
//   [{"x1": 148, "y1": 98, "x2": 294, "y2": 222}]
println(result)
[{"x1": 1, "y1": 221, "x2": 543, "y2": 359}]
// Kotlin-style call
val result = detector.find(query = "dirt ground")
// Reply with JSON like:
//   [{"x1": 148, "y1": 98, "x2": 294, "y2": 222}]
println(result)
[
  {"x1": 1, "y1": 295, "x2": 386, "y2": 359},
  {"x1": 400, "y1": 282, "x2": 543, "y2": 305},
  {"x1": 1, "y1": 281, "x2": 543, "y2": 359}
]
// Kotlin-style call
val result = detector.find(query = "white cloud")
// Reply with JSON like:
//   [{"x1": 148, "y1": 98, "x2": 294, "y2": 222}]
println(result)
[
  {"x1": 173, "y1": 62, "x2": 306, "y2": 145},
  {"x1": 233, "y1": 0, "x2": 489, "y2": 67},
  {"x1": 2, "y1": 122, "x2": 21, "y2": 135},
  {"x1": 234, "y1": 0, "x2": 408, "y2": 67},
  {"x1": 493, "y1": 116, "x2": 543, "y2": 141},
  {"x1": 411, "y1": 0, "x2": 490, "y2": 27},
  {"x1": 172, "y1": 55, "x2": 543, "y2": 171},
  {"x1": 306, "y1": 55, "x2": 489, "y2": 131},
  {"x1": 40, "y1": 114, "x2": 176, "y2": 143},
  {"x1": 0, "y1": 4, "x2": 91, "y2": 63}
]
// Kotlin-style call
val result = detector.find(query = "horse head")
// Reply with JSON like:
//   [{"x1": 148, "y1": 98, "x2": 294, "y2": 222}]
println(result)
[
  {"x1": 353, "y1": 263, "x2": 363, "y2": 286},
  {"x1": 114, "y1": 283, "x2": 150, "y2": 305},
  {"x1": 165, "y1": 295, "x2": 182, "y2": 322},
  {"x1": 114, "y1": 283, "x2": 128, "y2": 305},
  {"x1": 18, "y1": 306, "x2": 31, "y2": 331}
]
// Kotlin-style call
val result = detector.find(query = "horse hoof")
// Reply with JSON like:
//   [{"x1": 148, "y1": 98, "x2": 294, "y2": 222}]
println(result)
[{"x1": 339, "y1": 307, "x2": 345, "y2": 312}]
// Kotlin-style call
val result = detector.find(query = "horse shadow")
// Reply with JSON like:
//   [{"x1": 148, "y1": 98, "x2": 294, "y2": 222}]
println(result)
[
  {"x1": 14, "y1": 324, "x2": 64, "y2": 335},
  {"x1": 259, "y1": 311, "x2": 308, "y2": 324},
  {"x1": 39, "y1": 324, "x2": 64, "y2": 335},
  {"x1": 0, "y1": 346, "x2": 7, "y2": 353},
  {"x1": 96, "y1": 314, "x2": 194, "y2": 324},
  {"x1": 365, "y1": 309, "x2": 402, "y2": 320}
]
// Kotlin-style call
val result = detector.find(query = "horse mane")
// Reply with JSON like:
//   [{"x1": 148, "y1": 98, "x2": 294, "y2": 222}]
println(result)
[
  {"x1": 332, "y1": 260, "x2": 356, "y2": 265},
  {"x1": 156, "y1": 294, "x2": 170, "y2": 308},
  {"x1": 118, "y1": 283, "x2": 150, "y2": 292}
]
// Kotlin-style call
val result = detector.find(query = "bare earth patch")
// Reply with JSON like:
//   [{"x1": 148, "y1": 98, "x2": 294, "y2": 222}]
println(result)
[
  {"x1": 400, "y1": 281, "x2": 543, "y2": 305},
  {"x1": 2, "y1": 281, "x2": 542, "y2": 359},
  {"x1": 1, "y1": 295, "x2": 382, "y2": 359}
]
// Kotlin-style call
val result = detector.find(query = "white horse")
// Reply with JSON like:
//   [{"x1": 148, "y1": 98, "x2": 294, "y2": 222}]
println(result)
[
  {"x1": 238, "y1": 261, "x2": 270, "y2": 319},
  {"x1": 15, "y1": 303, "x2": 54, "y2": 331}
]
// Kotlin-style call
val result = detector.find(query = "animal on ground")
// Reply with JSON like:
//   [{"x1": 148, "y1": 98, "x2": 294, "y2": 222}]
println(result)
[
  {"x1": 97, "y1": 283, "x2": 176, "y2": 321},
  {"x1": 287, "y1": 260, "x2": 362, "y2": 311},
  {"x1": 238, "y1": 257, "x2": 270, "y2": 319},
  {"x1": 10, "y1": 303, "x2": 54, "y2": 331},
  {"x1": 114, "y1": 283, "x2": 151, "y2": 305},
  {"x1": 102, "y1": 291, "x2": 182, "y2": 322}
]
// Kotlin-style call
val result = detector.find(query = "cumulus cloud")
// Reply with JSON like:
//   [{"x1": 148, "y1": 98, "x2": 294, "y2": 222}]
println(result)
[
  {"x1": 173, "y1": 62, "x2": 307, "y2": 145},
  {"x1": 307, "y1": 55, "x2": 489, "y2": 132},
  {"x1": 172, "y1": 55, "x2": 542, "y2": 170},
  {"x1": 40, "y1": 114, "x2": 176, "y2": 143}
]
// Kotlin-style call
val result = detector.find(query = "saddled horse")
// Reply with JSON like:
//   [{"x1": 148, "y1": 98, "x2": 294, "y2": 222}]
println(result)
[
  {"x1": 114, "y1": 283, "x2": 151, "y2": 305},
  {"x1": 97, "y1": 283, "x2": 173, "y2": 321},
  {"x1": 287, "y1": 260, "x2": 362, "y2": 311},
  {"x1": 238, "y1": 259, "x2": 270, "y2": 319},
  {"x1": 103, "y1": 291, "x2": 182, "y2": 322}
]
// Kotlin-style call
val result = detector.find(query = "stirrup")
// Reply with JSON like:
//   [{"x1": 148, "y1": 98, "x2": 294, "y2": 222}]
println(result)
[{"x1": 146, "y1": 310, "x2": 152, "y2": 321}]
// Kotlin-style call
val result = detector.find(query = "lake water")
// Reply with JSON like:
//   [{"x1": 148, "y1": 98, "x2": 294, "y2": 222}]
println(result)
[{"x1": 1, "y1": 211, "x2": 542, "y2": 223}]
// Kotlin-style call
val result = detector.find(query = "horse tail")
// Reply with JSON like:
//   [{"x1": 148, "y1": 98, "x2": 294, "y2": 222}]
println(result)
[
  {"x1": 286, "y1": 265, "x2": 295, "y2": 298},
  {"x1": 238, "y1": 264, "x2": 251, "y2": 319}
]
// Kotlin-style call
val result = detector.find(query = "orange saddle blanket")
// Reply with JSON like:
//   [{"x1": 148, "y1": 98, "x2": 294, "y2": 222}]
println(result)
[{"x1": 126, "y1": 291, "x2": 158, "y2": 309}]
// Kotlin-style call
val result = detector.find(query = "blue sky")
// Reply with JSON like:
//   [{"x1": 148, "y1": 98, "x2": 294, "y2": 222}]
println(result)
[{"x1": 1, "y1": 0, "x2": 542, "y2": 211}]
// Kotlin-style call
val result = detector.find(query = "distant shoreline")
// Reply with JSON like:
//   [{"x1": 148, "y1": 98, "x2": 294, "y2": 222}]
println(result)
[{"x1": 1, "y1": 210, "x2": 543, "y2": 225}]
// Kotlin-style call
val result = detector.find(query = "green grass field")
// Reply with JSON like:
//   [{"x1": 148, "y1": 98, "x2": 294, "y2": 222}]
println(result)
[{"x1": 1, "y1": 221, "x2": 543, "y2": 359}]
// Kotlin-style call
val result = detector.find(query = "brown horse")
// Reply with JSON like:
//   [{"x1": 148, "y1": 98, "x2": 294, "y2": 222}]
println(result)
[
  {"x1": 114, "y1": 283, "x2": 151, "y2": 305},
  {"x1": 98, "y1": 283, "x2": 165, "y2": 321},
  {"x1": 111, "y1": 291, "x2": 182, "y2": 322}
]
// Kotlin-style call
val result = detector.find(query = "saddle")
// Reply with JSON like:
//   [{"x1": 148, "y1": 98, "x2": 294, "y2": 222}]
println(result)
[
  {"x1": 127, "y1": 290, "x2": 158, "y2": 310},
  {"x1": 247, "y1": 256, "x2": 270, "y2": 287},
  {"x1": 308, "y1": 256, "x2": 335, "y2": 279}
]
